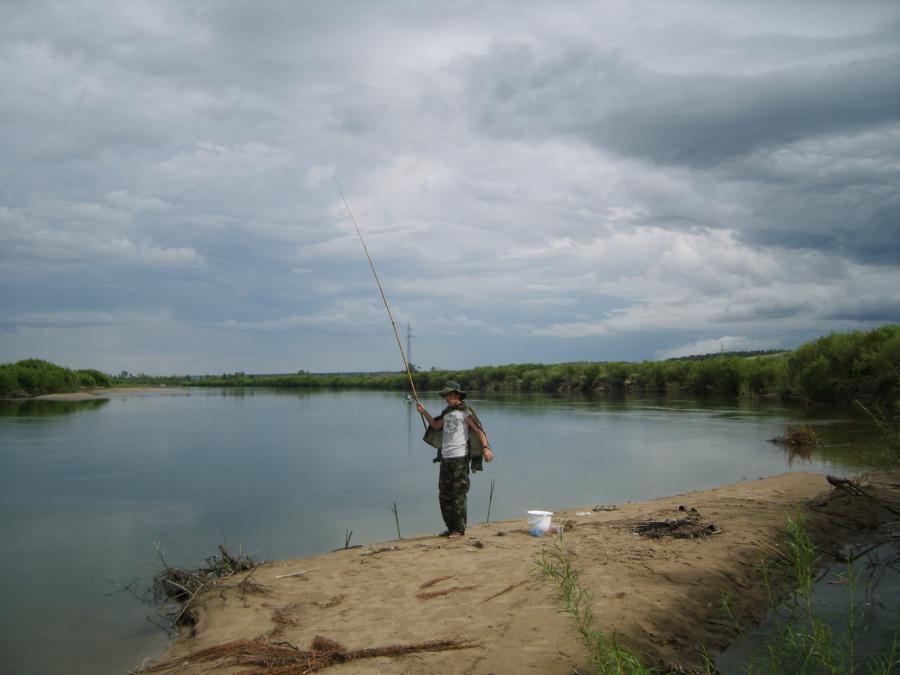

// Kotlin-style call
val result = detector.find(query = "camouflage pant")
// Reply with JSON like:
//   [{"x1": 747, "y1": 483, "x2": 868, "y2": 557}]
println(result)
[{"x1": 438, "y1": 457, "x2": 470, "y2": 534}]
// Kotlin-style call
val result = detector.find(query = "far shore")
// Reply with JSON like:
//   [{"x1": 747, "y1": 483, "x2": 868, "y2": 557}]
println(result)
[{"x1": 142, "y1": 471, "x2": 898, "y2": 674}]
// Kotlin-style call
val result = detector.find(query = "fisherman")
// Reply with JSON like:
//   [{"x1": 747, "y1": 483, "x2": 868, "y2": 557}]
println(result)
[{"x1": 417, "y1": 381, "x2": 493, "y2": 539}]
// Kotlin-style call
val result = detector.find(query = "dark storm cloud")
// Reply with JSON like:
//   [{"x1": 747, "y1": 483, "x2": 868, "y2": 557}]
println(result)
[
  {"x1": 464, "y1": 43, "x2": 900, "y2": 168},
  {"x1": 460, "y1": 35, "x2": 900, "y2": 265}
]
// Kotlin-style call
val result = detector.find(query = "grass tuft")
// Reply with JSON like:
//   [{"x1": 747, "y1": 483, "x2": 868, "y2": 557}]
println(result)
[{"x1": 536, "y1": 537, "x2": 655, "y2": 674}]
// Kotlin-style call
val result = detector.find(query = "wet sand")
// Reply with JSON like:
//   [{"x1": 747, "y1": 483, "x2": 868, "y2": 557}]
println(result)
[{"x1": 142, "y1": 471, "x2": 898, "y2": 674}]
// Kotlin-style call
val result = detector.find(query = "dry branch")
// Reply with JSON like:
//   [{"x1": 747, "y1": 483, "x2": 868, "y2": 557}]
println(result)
[
  {"x1": 827, "y1": 474, "x2": 900, "y2": 516},
  {"x1": 152, "y1": 544, "x2": 260, "y2": 627},
  {"x1": 143, "y1": 635, "x2": 477, "y2": 674}
]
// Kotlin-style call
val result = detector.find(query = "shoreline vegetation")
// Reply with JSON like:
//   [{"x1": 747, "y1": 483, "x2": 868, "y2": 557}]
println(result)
[{"x1": 2, "y1": 325, "x2": 898, "y2": 406}]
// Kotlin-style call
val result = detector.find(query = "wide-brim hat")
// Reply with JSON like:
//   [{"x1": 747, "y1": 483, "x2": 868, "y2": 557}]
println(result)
[{"x1": 438, "y1": 381, "x2": 467, "y2": 398}]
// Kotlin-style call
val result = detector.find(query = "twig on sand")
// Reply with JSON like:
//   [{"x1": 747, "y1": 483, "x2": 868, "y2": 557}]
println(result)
[
  {"x1": 275, "y1": 570, "x2": 307, "y2": 579},
  {"x1": 142, "y1": 635, "x2": 478, "y2": 674},
  {"x1": 486, "y1": 478, "x2": 496, "y2": 523},
  {"x1": 420, "y1": 575, "x2": 453, "y2": 590},
  {"x1": 758, "y1": 540, "x2": 791, "y2": 563},
  {"x1": 392, "y1": 501, "x2": 402, "y2": 539},
  {"x1": 481, "y1": 580, "x2": 528, "y2": 603},
  {"x1": 416, "y1": 585, "x2": 477, "y2": 600}
]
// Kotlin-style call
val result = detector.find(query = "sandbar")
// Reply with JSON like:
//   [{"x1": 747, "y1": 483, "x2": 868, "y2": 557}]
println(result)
[{"x1": 143, "y1": 471, "x2": 898, "y2": 674}]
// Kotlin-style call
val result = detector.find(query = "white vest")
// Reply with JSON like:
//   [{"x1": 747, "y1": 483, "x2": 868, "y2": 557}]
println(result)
[{"x1": 441, "y1": 409, "x2": 469, "y2": 459}]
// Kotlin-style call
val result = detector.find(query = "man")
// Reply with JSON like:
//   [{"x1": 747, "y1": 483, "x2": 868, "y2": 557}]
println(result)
[{"x1": 417, "y1": 381, "x2": 494, "y2": 539}]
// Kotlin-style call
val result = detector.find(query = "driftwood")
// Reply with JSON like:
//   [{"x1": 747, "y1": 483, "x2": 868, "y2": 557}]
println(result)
[
  {"x1": 143, "y1": 635, "x2": 477, "y2": 674},
  {"x1": 826, "y1": 474, "x2": 900, "y2": 517},
  {"x1": 152, "y1": 543, "x2": 260, "y2": 627}
]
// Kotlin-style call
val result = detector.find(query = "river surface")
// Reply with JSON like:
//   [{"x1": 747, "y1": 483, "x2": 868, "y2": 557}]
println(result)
[{"x1": 0, "y1": 388, "x2": 879, "y2": 674}]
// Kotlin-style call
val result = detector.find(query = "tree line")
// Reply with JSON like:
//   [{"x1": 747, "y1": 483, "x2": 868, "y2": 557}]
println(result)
[
  {"x1": 0, "y1": 358, "x2": 112, "y2": 396},
  {"x1": 2, "y1": 325, "x2": 897, "y2": 406}
]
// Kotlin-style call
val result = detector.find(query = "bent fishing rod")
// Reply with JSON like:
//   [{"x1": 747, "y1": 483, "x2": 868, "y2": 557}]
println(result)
[{"x1": 334, "y1": 178, "x2": 425, "y2": 425}]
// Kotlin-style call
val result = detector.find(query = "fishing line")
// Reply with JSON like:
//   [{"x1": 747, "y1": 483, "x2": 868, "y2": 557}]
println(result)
[{"x1": 334, "y1": 178, "x2": 424, "y2": 419}]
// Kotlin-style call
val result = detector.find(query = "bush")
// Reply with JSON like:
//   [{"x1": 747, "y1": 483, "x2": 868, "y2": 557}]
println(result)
[{"x1": 0, "y1": 359, "x2": 80, "y2": 396}]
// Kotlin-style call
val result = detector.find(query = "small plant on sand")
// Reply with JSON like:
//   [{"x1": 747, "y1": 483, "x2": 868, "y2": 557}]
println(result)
[
  {"x1": 536, "y1": 537, "x2": 654, "y2": 674},
  {"x1": 720, "y1": 589, "x2": 744, "y2": 636}
]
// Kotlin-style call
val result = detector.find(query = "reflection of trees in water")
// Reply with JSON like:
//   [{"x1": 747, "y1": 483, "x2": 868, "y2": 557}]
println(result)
[
  {"x1": 0, "y1": 398, "x2": 110, "y2": 417},
  {"x1": 781, "y1": 439, "x2": 875, "y2": 469}
]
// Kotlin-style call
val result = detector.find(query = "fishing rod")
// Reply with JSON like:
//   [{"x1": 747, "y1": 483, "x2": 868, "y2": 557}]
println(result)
[{"x1": 334, "y1": 178, "x2": 425, "y2": 421}]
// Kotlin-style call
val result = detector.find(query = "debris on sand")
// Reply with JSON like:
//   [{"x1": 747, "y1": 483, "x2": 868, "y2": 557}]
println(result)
[
  {"x1": 142, "y1": 635, "x2": 478, "y2": 674},
  {"x1": 152, "y1": 544, "x2": 260, "y2": 627},
  {"x1": 592, "y1": 504, "x2": 618, "y2": 512},
  {"x1": 633, "y1": 512, "x2": 719, "y2": 540},
  {"x1": 314, "y1": 594, "x2": 346, "y2": 609}
]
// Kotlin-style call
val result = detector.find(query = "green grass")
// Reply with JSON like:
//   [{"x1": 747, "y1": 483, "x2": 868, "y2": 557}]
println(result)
[{"x1": 536, "y1": 537, "x2": 655, "y2": 674}]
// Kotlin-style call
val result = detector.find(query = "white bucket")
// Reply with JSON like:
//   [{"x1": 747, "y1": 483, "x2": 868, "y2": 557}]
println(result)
[{"x1": 527, "y1": 510, "x2": 553, "y2": 534}]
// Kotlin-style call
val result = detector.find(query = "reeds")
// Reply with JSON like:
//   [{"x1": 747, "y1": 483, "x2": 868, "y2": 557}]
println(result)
[
  {"x1": 536, "y1": 538, "x2": 653, "y2": 674},
  {"x1": 721, "y1": 515, "x2": 899, "y2": 674}
]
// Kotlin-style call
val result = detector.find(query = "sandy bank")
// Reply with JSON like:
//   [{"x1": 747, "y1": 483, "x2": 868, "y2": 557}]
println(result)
[
  {"x1": 28, "y1": 387, "x2": 190, "y2": 401},
  {"x1": 143, "y1": 472, "x2": 898, "y2": 674},
  {"x1": 33, "y1": 391, "x2": 109, "y2": 401},
  {"x1": 93, "y1": 387, "x2": 191, "y2": 395}
]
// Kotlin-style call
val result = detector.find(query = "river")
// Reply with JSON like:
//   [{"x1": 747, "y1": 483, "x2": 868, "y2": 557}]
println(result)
[{"x1": 0, "y1": 388, "x2": 877, "y2": 674}]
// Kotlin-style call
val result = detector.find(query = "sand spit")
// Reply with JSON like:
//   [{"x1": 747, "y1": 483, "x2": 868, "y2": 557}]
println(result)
[
  {"x1": 143, "y1": 471, "x2": 898, "y2": 674},
  {"x1": 33, "y1": 391, "x2": 109, "y2": 401}
]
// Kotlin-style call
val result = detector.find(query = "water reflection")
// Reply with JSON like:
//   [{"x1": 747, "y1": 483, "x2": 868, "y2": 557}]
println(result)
[{"x1": 0, "y1": 398, "x2": 110, "y2": 417}]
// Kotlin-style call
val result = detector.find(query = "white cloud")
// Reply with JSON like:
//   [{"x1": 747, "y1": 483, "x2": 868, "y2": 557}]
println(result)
[{"x1": 656, "y1": 336, "x2": 781, "y2": 359}]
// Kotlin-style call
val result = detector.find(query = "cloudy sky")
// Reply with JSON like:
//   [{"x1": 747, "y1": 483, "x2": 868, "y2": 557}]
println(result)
[{"x1": 1, "y1": 1, "x2": 898, "y2": 374}]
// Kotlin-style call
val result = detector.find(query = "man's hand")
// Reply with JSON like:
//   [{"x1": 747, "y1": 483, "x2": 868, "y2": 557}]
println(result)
[
  {"x1": 416, "y1": 402, "x2": 426, "y2": 415},
  {"x1": 484, "y1": 447, "x2": 494, "y2": 462}
]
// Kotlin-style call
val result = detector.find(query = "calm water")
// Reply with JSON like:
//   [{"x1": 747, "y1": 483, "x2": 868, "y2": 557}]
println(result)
[{"x1": 0, "y1": 389, "x2": 877, "y2": 674}]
